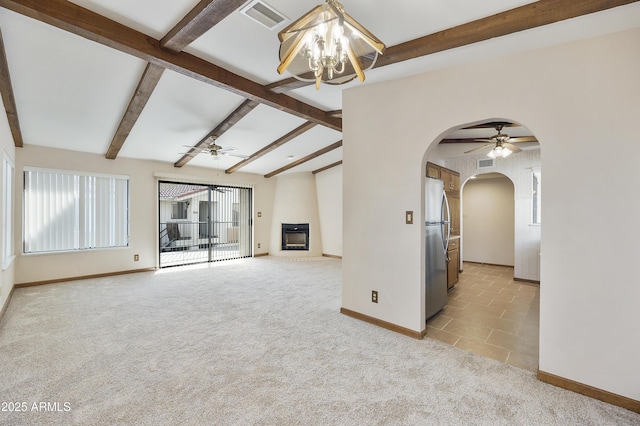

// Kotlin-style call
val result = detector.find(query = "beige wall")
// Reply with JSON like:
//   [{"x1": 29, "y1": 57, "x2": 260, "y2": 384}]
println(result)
[
  {"x1": 269, "y1": 172, "x2": 322, "y2": 257},
  {"x1": 0, "y1": 92, "x2": 16, "y2": 313},
  {"x1": 14, "y1": 145, "x2": 275, "y2": 284},
  {"x1": 342, "y1": 28, "x2": 640, "y2": 400},
  {"x1": 315, "y1": 165, "x2": 343, "y2": 257},
  {"x1": 462, "y1": 175, "x2": 515, "y2": 266}
]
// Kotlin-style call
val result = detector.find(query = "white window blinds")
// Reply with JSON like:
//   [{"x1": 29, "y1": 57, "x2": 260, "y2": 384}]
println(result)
[{"x1": 24, "y1": 168, "x2": 129, "y2": 253}]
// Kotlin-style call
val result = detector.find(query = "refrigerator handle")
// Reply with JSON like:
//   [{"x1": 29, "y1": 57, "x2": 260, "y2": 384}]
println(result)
[{"x1": 442, "y1": 191, "x2": 451, "y2": 255}]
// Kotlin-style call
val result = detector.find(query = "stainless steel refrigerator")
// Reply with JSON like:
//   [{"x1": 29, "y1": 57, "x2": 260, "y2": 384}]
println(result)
[{"x1": 425, "y1": 177, "x2": 450, "y2": 320}]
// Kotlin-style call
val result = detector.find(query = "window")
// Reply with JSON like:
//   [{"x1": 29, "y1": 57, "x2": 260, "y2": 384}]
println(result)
[
  {"x1": 171, "y1": 201, "x2": 188, "y2": 219},
  {"x1": 3, "y1": 155, "x2": 14, "y2": 268},
  {"x1": 532, "y1": 169, "x2": 541, "y2": 224},
  {"x1": 23, "y1": 168, "x2": 129, "y2": 253}
]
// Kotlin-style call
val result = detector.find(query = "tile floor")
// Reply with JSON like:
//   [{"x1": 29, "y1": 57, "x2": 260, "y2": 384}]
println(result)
[{"x1": 426, "y1": 262, "x2": 540, "y2": 372}]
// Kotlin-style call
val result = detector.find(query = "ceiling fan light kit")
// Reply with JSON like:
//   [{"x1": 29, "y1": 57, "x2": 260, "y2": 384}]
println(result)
[
  {"x1": 487, "y1": 143, "x2": 513, "y2": 159},
  {"x1": 277, "y1": 0, "x2": 385, "y2": 90}
]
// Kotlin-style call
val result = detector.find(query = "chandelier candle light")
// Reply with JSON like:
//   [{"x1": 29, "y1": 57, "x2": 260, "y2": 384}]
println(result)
[{"x1": 277, "y1": 0, "x2": 385, "y2": 90}]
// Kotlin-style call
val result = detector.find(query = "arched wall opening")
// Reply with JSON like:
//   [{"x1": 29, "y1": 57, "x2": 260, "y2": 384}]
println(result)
[
  {"x1": 426, "y1": 145, "x2": 541, "y2": 371},
  {"x1": 461, "y1": 172, "x2": 515, "y2": 267},
  {"x1": 341, "y1": 28, "x2": 640, "y2": 402},
  {"x1": 420, "y1": 118, "x2": 541, "y2": 327},
  {"x1": 439, "y1": 121, "x2": 542, "y2": 285}
]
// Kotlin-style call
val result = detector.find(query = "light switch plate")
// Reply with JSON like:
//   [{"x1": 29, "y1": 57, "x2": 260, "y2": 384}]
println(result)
[{"x1": 406, "y1": 211, "x2": 413, "y2": 224}]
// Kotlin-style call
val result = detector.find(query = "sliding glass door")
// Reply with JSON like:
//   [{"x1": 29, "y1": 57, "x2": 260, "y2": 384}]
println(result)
[{"x1": 159, "y1": 181, "x2": 252, "y2": 268}]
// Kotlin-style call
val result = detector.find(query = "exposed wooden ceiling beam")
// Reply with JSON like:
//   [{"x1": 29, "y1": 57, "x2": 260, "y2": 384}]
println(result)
[
  {"x1": 377, "y1": 0, "x2": 640, "y2": 67},
  {"x1": 267, "y1": 0, "x2": 639, "y2": 92},
  {"x1": 161, "y1": 0, "x2": 256, "y2": 168},
  {"x1": 264, "y1": 140, "x2": 342, "y2": 178},
  {"x1": 161, "y1": 0, "x2": 246, "y2": 52},
  {"x1": 105, "y1": 63, "x2": 164, "y2": 159},
  {"x1": 0, "y1": 27, "x2": 23, "y2": 147},
  {"x1": 265, "y1": 77, "x2": 312, "y2": 94},
  {"x1": 0, "y1": 0, "x2": 342, "y2": 131},
  {"x1": 174, "y1": 99, "x2": 259, "y2": 168},
  {"x1": 161, "y1": 0, "x2": 332, "y2": 170},
  {"x1": 312, "y1": 161, "x2": 342, "y2": 175},
  {"x1": 225, "y1": 121, "x2": 317, "y2": 174}
]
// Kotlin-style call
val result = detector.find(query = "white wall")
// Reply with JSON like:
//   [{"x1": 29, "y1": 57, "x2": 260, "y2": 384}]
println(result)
[
  {"x1": 315, "y1": 165, "x2": 343, "y2": 257},
  {"x1": 0, "y1": 92, "x2": 16, "y2": 314},
  {"x1": 14, "y1": 145, "x2": 275, "y2": 283},
  {"x1": 342, "y1": 28, "x2": 640, "y2": 400},
  {"x1": 462, "y1": 175, "x2": 515, "y2": 266}
]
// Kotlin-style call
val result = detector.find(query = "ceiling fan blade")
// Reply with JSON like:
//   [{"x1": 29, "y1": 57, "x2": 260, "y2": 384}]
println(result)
[
  {"x1": 504, "y1": 142, "x2": 522, "y2": 153},
  {"x1": 217, "y1": 146, "x2": 238, "y2": 152},
  {"x1": 508, "y1": 136, "x2": 538, "y2": 143},
  {"x1": 472, "y1": 138, "x2": 494, "y2": 142},
  {"x1": 179, "y1": 149, "x2": 210, "y2": 155},
  {"x1": 464, "y1": 143, "x2": 493, "y2": 154}
]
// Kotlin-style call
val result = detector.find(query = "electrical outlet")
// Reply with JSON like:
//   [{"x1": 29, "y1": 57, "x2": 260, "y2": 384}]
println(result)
[
  {"x1": 134, "y1": 254, "x2": 139, "y2": 261},
  {"x1": 257, "y1": 243, "x2": 261, "y2": 248},
  {"x1": 372, "y1": 290, "x2": 378, "y2": 303}
]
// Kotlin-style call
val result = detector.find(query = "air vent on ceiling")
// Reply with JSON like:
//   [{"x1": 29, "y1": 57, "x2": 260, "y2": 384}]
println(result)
[
  {"x1": 240, "y1": 0, "x2": 288, "y2": 30},
  {"x1": 477, "y1": 158, "x2": 495, "y2": 169}
]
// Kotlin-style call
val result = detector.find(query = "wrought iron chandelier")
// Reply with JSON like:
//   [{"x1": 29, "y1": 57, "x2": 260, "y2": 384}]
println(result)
[{"x1": 277, "y1": 0, "x2": 385, "y2": 90}]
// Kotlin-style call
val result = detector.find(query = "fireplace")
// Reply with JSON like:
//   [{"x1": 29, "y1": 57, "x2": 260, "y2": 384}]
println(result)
[{"x1": 281, "y1": 223, "x2": 309, "y2": 251}]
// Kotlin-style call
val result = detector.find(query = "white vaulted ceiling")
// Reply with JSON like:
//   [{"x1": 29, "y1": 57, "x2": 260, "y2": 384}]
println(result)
[{"x1": 1, "y1": 1, "x2": 640, "y2": 175}]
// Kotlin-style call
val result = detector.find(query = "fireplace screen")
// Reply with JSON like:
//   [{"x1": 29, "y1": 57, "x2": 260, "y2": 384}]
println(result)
[{"x1": 281, "y1": 223, "x2": 309, "y2": 250}]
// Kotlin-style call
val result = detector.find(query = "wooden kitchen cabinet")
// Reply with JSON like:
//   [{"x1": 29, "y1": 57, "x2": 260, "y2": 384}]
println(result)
[
  {"x1": 426, "y1": 162, "x2": 461, "y2": 236},
  {"x1": 426, "y1": 163, "x2": 441, "y2": 179},
  {"x1": 426, "y1": 162, "x2": 459, "y2": 192},
  {"x1": 440, "y1": 168, "x2": 453, "y2": 192},
  {"x1": 447, "y1": 238, "x2": 460, "y2": 289},
  {"x1": 448, "y1": 194, "x2": 460, "y2": 236},
  {"x1": 451, "y1": 173, "x2": 460, "y2": 192}
]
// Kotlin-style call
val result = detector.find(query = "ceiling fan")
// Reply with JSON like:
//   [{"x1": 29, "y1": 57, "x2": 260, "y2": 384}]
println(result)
[
  {"x1": 464, "y1": 124, "x2": 537, "y2": 158},
  {"x1": 185, "y1": 136, "x2": 248, "y2": 159}
]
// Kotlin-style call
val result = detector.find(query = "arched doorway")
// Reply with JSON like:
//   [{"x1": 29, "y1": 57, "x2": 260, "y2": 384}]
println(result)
[
  {"x1": 462, "y1": 172, "x2": 514, "y2": 266},
  {"x1": 425, "y1": 120, "x2": 540, "y2": 372}
]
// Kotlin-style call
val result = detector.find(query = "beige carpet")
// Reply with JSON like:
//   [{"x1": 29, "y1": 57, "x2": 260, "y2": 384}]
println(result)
[{"x1": 0, "y1": 256, "x2": 638, "y2": 425}]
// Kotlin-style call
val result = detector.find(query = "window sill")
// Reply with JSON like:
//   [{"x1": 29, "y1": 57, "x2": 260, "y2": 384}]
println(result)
[{"x1": 22, "y1": 246, "x2": 130, "y2": 256}]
